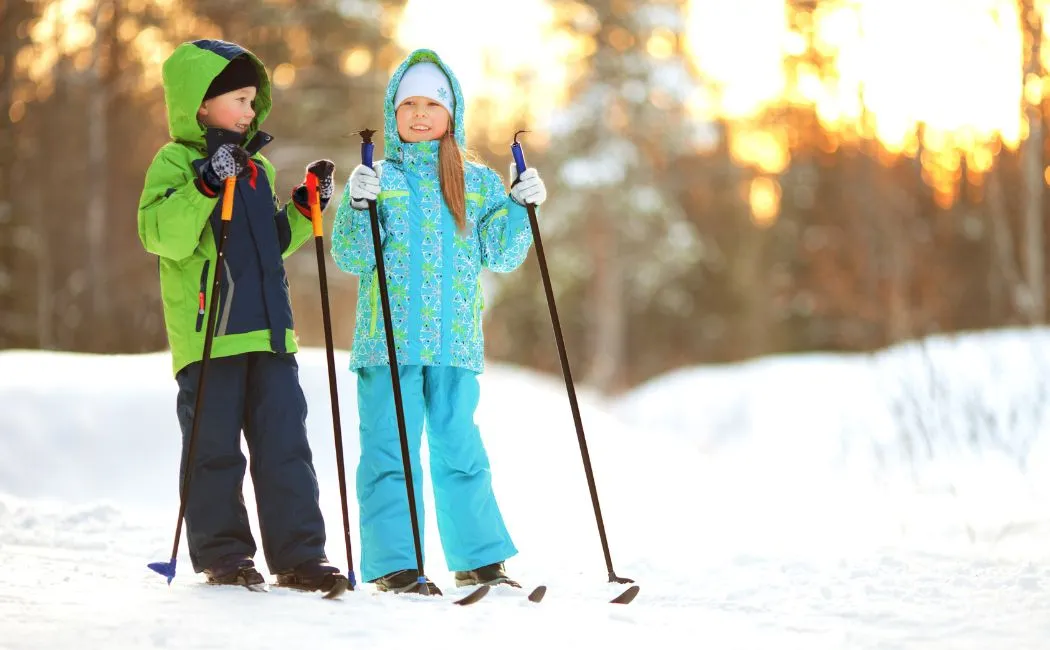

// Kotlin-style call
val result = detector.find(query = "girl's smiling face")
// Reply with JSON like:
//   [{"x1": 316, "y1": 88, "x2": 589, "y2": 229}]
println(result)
[{"x1": 396, "y1": 96, "x2": 450, "y2": 142}]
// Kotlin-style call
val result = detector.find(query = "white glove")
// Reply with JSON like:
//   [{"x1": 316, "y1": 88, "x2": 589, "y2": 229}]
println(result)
[
  {"x1": 349, "y1": 163, "x2": 382, "y2": 209},
  {"x1": 509, "y1": 165, "x2": 547, "y2": 207}
]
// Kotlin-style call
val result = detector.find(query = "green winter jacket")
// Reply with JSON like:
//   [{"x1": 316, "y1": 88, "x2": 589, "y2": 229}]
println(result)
[{"x1": 138, "y1": 40, "x2": 314, "y2": 376}]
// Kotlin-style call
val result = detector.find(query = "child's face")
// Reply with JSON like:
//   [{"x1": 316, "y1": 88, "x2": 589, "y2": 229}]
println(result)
[
  {"x1": 396, "y1": 96, "x2": 450, "y2": 142},
  {"x1": 197, "y1": 86, "x2": 257, "y2": 135}
]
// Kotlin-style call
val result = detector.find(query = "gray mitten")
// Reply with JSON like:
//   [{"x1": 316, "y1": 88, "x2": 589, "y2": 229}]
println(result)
[{"x1": 203, "y1": 144, "x2": 249, "y2": 189}]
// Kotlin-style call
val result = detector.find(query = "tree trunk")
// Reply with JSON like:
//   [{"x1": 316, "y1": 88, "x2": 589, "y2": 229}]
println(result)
[
  {"x1": 0, "y1": 0, "x2": 23, "y2": 347},
  {"x1": 87, "y1": 1, "x2": 112, "y2": 329},
  {"x1": 889, "y1": 139, "x2": 921, "y2": 340},
  {"x1": 583, "y1": 32, "x2": 629, "y2": 394},
  {"x1": 985, "y1": 162, "x2": 1023, "y2": 323},
  {"x1": 37, "y1": 20, "x2": 73, "y2": 348},
  {"x1": 735, "y1": 164, "x2": 769, "y2": 358},
  {"x1": 1022, "y1": 0, "x2": 1046, "y2": 323},
  {"x1": 585, "y1": 197, "x2": 626, "y2": 393}
]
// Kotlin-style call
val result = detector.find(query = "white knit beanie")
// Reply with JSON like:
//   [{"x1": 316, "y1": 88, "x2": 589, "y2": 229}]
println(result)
[{"x1": 393, "y1": 62, "x2": 454, "y2": 116}]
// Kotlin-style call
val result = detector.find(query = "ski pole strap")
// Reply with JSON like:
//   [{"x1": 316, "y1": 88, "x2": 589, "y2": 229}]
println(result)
[
  {"x1": 306, "y1": 172, "x2": 323, "y2": 237},
  {"x1": 221, "y1": 177, "x2": 236, "y2": 221}
]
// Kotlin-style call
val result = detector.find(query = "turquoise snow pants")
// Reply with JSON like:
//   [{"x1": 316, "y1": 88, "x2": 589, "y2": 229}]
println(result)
[{"x1": 356, "y1": 364, "x2": 517, "y2": 582}]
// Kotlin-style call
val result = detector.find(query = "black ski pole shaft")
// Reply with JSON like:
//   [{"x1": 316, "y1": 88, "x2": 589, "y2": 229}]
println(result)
[
  {"x1": 358, "y1": 129, "x2": 429, "y2": 592},
  {"x1": 511, "y1": 132, "x2": 633, "y2": 585},
  {"x1": 306, "y1": 172, "x2": 356, "y2": 590},
  {"x1": 149, "y1": 176, "x2": 238, "y2": 584}
]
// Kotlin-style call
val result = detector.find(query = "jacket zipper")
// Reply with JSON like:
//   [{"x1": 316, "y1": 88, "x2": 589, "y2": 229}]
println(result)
[{"x1": 195, "y1": 260, "x2": 210, "y2": 332}]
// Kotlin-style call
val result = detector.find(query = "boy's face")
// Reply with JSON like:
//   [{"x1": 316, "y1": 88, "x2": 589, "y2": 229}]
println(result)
[
  {"x1": 197, "y1": 86, "x2": 257, "y2": 135},
  {"x1": 396, "y1": 96, "x2": 450, "y2": 142}
]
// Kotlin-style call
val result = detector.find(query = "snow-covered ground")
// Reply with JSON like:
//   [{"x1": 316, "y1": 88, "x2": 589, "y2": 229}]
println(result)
[{"x1": 1, "y1": 328, "x2": 1048, "y2": 649}]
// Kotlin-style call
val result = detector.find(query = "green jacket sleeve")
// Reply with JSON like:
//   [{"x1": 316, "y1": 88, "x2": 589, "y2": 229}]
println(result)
[{"x1": 137, "y1": 144, "x2": 218, "y2": 261}]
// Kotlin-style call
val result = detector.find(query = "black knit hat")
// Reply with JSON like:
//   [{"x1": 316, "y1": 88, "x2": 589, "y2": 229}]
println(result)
[{"x1": 203, "y1": 55, "x2": 259, "y2": 101}]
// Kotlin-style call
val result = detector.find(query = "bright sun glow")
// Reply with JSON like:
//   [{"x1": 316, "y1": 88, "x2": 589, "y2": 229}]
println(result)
[
  {"x1": 395, "y1": 0, "x2": 575, "y2": 150},
  {"x1": 16, "y1": 0, "x2": 1050, "y2": 217},
  {"x1": 685, "y1": 0, "x2": 789, "y2": 120},
  {"x1": 24, "y1": 0, "x2": 95, "y2": 84},
  {"x1": 685, "y1": 0, "x2": 1040, "y2": 211}
]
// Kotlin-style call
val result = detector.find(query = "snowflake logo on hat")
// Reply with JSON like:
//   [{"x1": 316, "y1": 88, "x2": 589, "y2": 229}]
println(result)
[{"x1": 437, "y1": 87, "x2": 449, "y2": 102}]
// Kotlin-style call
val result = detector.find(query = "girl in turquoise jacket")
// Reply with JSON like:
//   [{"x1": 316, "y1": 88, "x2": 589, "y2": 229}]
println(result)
[{"x1": 331, "y1": 49, "x2": 548, "y2": 592}]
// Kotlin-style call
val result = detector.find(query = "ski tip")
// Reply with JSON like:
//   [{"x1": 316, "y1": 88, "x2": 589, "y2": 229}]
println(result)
[
  {"x1": 527, "y1": 585, "x2": 546, "y2": 603},
  {"x1": 322, "y1": 575, "x2": 350, "y2": 600},
  {"x1": 453, "y1": 583, "x2": 490, "y2": 606},
  {"x1": 148, "y1": 559, "x2": 177, "y2": 584},
  {"x1": 610, "y1": 584, "x2": 640, "y2": 605}
]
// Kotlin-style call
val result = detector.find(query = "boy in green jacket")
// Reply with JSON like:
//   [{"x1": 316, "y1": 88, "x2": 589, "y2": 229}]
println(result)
[{"x1": 138, "y1": 39, "x2": 345, "y2": 593}]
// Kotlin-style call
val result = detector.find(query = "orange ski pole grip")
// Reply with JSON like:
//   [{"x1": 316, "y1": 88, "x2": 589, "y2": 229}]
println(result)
[
  {"x1": 306, "y1": 172, "x2": 323, "y2": 237},
  {"x1": 221, "y1": 176, "x2": 236, "y2": 222}
]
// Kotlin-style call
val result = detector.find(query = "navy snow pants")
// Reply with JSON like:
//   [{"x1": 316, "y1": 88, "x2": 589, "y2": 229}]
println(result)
[{"x1": 175, "y1": 352, "x2": 327, "y2": 574}]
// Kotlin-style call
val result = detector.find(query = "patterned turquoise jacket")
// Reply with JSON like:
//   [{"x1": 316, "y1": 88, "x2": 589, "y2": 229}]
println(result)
[{"x1": 331, "y1": 49, "x2": 534, "y2": 373}]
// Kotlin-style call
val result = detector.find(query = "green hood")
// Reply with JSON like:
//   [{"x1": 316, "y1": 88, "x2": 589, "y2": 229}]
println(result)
[
  {"x1": 161, "y1": 39, "x2": 271, "y2": 148},
  {"x1": 383, "y1": 49, "x2": 466, "y2": 162}
]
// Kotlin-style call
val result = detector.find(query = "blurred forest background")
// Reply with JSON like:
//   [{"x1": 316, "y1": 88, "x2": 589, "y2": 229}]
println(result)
[{"x1": 1, "y1": 0, "x2": 1048, "y2": 395}]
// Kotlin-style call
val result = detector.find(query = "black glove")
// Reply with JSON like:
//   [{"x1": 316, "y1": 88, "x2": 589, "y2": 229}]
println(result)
[
  {"x1": 306, "y1": 159, "x2": 336, "y2": 201},
  {"x1": 291, "y1": 159, "x2": 337, "y2": 218},
  {"x1": 202, "y1": 144, "x2": 250, "y2": 190}
]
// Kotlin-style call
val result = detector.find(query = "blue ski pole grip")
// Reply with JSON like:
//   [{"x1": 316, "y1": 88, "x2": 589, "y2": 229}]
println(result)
[
  {"x1": 358, "y1": 128, "x2": 376, "y2": 169},
  {"x1": 362, "y1": 140, "x2": 374, "y2": 169},
  {"x1": 512, "y1": 129, "x2": 530, "y2": 177},
  {"x1": 511, "y1": 141, "x2": 527, "y2": 175}
]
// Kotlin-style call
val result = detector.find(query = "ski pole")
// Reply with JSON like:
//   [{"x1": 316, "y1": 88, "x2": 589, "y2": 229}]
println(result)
[
  {"x1": 511, "y1": 131, "x2": 633, "y2": 585},
  {"x1": 358, "y1": 129, "x2": 430, "y2": 594},
  {"x1": 306, "y1": 169, "x2": 356, "y2": 590},
  {"x1": 149, "y1": 175, "x2": 237, "y2": 584}
]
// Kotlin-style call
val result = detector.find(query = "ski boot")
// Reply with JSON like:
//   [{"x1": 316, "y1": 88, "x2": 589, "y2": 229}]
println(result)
[
  {"x1": 454, "y1": 561, "x2": 521, "y2": 588},
  {"x1": 374, "y1": 569, "x2": 442, "y2": 595},
  {"x1": 275, "y1": 559, "x2": 349, "y2": 598},
  {"x1": 204, "y1": 555, "x2": 266, "y2": 589}
]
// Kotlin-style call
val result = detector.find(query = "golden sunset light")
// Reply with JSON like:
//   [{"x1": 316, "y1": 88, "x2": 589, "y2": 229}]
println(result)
[
  {"x1": 683, "y1": 0, "x2": 1044, "y2": 212},
  {"x1": 22, "y1": 0, "x2": 1046, "y2": 207}
]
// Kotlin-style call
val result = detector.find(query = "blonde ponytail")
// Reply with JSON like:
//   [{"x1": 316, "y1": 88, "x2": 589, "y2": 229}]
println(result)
[{"x1": 438, "y1": 126, "x2": 467, "y2": 233}]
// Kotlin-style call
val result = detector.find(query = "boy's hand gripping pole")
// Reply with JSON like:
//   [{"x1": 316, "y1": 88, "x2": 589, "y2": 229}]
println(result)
[
  {"x1": 358, "y1": 129, "x2": 430, "y2": 594},
  {"x1": 306, "y1": 172, "x2": 357, "y2": 591},
  {"x1": 512, "y1": 130, "x2": 634, "y2": 587},
  {"x1": 148, "y1": 176, "x2": 237, "y2": 584}
]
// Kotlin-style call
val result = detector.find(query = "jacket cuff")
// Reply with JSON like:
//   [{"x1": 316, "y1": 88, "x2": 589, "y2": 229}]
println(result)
[{"x1": 191, "y1": 158, "x2": 220, "y2": 198}]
